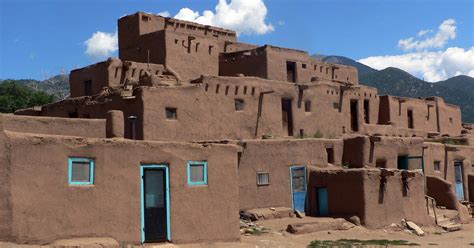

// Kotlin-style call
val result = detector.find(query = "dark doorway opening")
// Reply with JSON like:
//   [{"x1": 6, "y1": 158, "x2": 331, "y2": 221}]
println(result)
[
  {"x1": 142, "y1": 167, "x2": 168, "y2": 242},
  {"x1": 363, "y1": 100, "x2": 370, "y2": 124},
  {"x1": 350, "y1": 100, "x2": 359, "y2": 132},
  {"x1": 397, "y1": 156, "x2": 409, "y2": 170},
  {"x1": 326, "y1": 147, "x2": 335, "y2": 164},
  {"x1": 286, "y1": 61, "x2": 296, "y2": 83},
  {"x1": 281, "y1": 99, "x2": 293, "y2": 136},
  {"x1": 84, "y1": 80, "x2": 92, "y2": 96},
  {"x1": 407, "y1": 109, "x2": 414, "y2": 129}
]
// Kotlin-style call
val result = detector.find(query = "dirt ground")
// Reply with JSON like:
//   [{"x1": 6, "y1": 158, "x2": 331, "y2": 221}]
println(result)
[
  {"x1": 1, "y1": 219, "x2": 474, "y2": 248},
  {"x1": 180, "y1": 218, "x2": 474, "y2": 248}
]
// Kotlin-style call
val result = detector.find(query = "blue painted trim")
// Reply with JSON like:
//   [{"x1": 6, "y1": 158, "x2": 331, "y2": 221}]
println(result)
[
  {"x1": 68, "y1": 157, "x2": 94, "y2": 185},
  {"x1": 140, "y1": 165, "x2": 171, "y2": 243},
  {"x1": 289, "y1": 165, "x2": 307, "y2": 212},
  {"x1": 187, "y1": 161, "x2": 208, "y2": 186}
]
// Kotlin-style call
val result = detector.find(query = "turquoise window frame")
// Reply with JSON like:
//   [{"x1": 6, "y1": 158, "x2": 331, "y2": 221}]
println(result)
[
  {"x1": 68, "y1": 157, "x2": 94, "y2": 185},
  {"x1": 140, "y1": 164, "x2": 171, "y2": 243},
  {"x1": 187, "y1": 161, "x2": 208, "y2": 186}
]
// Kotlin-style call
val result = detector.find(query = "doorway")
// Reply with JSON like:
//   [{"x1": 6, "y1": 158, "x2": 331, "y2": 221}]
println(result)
[
  {"x1": 141, "y1": 165, "x2": 170, "y2": 243},
  {"x1": 317, "y1": 188, "x2": 329, "y2": 216},
  {"x1": 363, "y1": 100, "x2": 370, "y2": 124},
  {"x1": 350, "y1": 100, "x2": 359, "y2": 132},
  {"x1": 290, "y1": 166, "x2": 307, "y2": 213},
  {"x1": 454, "y1": 161, "x2": 465, "y2": 200},
  {"x1": 286, "y1": 61, "x2": 296, "y2": 83},
  {"x1": 397, "y1": 156, "x2": 409, "y2": 170},
  {"x1": 281, "y1": 99, "x2": 294, "y2": 136},
  {"x1": 407, "y1": 109, "x2": 414, "y2": 129}
]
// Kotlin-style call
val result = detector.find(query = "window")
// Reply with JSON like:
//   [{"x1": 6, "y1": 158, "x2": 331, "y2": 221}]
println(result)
[
  {"x1": 187, "y1": 161, "x2": 207, "y2": 186},
  {"x1": 304, "y1": 100, "x2": 312, "y2": 112},
  {"x1": 376, "y1": 159, "x2": 387, "y2": 168},
  {"x1": 257, "y1": 172, "x2": 270, "y2": 186},
  {"x1": 235, "y1": 99, "x2": 245, "y2": 111},
  {"x1": 68, "y1": 157, "x2": 94, "y2": 185},
  {"x1": 84, "y1": 80, "x2": 92, "y2": 96},
  {"x1": 302, "y1": 63, "x2": 307, "y2": 69},
  {"x1": 326, "y1": 147, "x2": 334, "y2": 164},
  {"x1": 165, "y1": 108, "x2": 177, "y2": 120},
  {"x1": 434, "y1": 161, "x2": 441, "y2": 171}
]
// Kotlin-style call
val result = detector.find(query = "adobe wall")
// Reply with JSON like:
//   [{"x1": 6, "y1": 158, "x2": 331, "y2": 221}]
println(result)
[
  {"x1": 424, "y1": 142, "x2": 474, "y2": 201},
  {"x1": 219, "y1": 48, "x2": 268, "y2": 78},
  {"x1": 16, "y1": 91, "x2": 145, "y2": 140},
  {"x1": 1, "y1": 114, "x2": 105, "y2": 138},
  {"x1": 118, "y1": 12, "x2": 236, "y2": 52},
  {"x1": 426, "y1": 175, "x2": 458, "y2": 209},
  {"x1": 343, "y1": 136, "x2": 424, "y2": 169},
  {"x1": 436, "y1": 98, "x2": 463, "y2": 137},
  {"x1": 469, "y1": 174, "x2": 474, "y2": 203},
  {"x1": 142, "y1": 76, "x2": 379, "y2": 141},
  {"x1": 118, "y1": 12, "x2": 238, "y2": 82},
  {"x1": 308, "y1": 169, "x2": 431, "y2": 228},
  {"x1": 70, "y1": 58, "x2": 166, "y2": 97},
  {"x1": 238, "y1": 138, "x2": 343, "y2": 210},
  {"x1": 1, "y1": 132, "x2": 240, "y2": 244},
  {"x1": 164, "y1": 29, "x2": 221, "y2": 81},
  {"x1": 0, "y1": 120, "x2": 12, "y2": 240},
  {"x1": 265, "y1": 46, "x2": 358, "y2": 85},
  {"x1": 378, "y1": 96, "x2": 462, "y2": 137},
  {"x1": 362, "y1": 170, "x2": 431, "y2": 228},
  {"x1": 307, "y1": 169, "x2": 365, "y2": 219}
]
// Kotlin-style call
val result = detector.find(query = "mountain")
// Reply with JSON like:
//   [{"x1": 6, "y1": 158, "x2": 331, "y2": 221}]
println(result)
[
  {"x1": 312, "y1": 54, "x2": 474, "y2": 123},
  {"x1": 313, "y1": 54, "x2": 377, "y2": 75},
  {"x1": 0, "y1": 80, "x2": 56, "y2": 113},
  {"x1": 0, "y1": 74, "x2": 69, "y2": 100}
]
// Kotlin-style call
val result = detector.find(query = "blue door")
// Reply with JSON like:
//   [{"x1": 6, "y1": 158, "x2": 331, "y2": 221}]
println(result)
[
  {"x1": 290, "y1": 166, "x2": 307, "y2": 212},
  {"x1": 318, "y1": 188, "x2": 329, "y2": 216},
  {"x1": 141, "y1": 165, "x2": 171, "y2": 243},
  {"x1": 454, "y1": 162, "x2": 465, "y2": 200}
]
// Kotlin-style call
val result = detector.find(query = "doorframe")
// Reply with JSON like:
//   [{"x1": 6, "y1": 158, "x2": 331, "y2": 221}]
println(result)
[
  {"x1": 289, "y1": 165, "x2": 307, "y2": 212},
  {"x1": 140, "y1": 164, "x2": 171, "y2": 243},
  {"x1": 453, "y1": 161, "x2": 465, "y2": 200}
]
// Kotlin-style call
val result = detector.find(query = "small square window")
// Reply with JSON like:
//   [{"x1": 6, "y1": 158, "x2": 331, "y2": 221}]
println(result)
[
  {"x1": 165, "y1": 107, "x2": 177, "y2": 119},
  {"x1": 302, "y1": 63, "x2": 307, "y2": 69},
  {"x1": 235, "y1": 99, "x2": 245, "y2": 111},
  {"x1": 434, "y1": 161, "x2": 441, "y2": 171},
  {"x1": 304, "y1": 100, "x2": 312, "y2": 112},
  {"x1": 69, "y1": 158, "x2": 94, "y2": 185},
  {"x1": 257, "y1": 172, "x2": 269, "y2": 186},
  {"x1": 188, "y1": 161, "x2": 207, "y2": 186}
]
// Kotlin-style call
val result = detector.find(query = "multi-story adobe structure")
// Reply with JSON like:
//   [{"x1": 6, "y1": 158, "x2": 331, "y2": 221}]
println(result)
[{"x1": 1, "y1": 12, "x2": 473, "y2": 245}]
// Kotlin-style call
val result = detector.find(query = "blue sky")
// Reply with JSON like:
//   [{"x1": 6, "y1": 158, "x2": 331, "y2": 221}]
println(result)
[{"x1": 1, "y1": 0, "x2": 473, "y2": 81}]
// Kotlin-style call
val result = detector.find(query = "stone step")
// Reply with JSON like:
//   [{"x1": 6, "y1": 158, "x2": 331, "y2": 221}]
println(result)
[
  {"x1": 436, "y1": 217, "x2": 451, "y2": 226},
  {"x1": 441, "y1": 223, "x2": 462, "y2": 232}
]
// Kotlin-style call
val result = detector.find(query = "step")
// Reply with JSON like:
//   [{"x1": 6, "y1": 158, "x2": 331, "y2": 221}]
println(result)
[
  {"x1": 436, "y1": 218, "x2": 451, "y2": 226},
  {"x1": 441, "y1": 223, "x2": 462, "y2": 232}
]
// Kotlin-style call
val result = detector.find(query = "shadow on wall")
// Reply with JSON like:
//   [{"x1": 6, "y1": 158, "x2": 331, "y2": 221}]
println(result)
[{"x1": 426, "y1": 175, "x2": 458, "y2": 210}]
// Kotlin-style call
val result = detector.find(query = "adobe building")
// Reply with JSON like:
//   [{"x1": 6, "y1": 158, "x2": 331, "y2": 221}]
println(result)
[{"x1": 1, "y1": 12, "x2": 473, "y2": 245}]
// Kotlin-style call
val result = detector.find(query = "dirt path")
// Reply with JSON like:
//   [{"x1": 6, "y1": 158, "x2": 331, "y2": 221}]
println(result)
[
  {"x1": 1, "y1": 222, "x2": 474, "y2": 248},
  {"x1": 181, "y1": 222, "x2": 474, "y2": 248}
]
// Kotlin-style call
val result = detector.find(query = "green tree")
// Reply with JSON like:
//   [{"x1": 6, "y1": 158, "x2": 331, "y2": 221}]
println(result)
[{"x1": 0, "y1": 81, "x2": 55, "y2": 113}]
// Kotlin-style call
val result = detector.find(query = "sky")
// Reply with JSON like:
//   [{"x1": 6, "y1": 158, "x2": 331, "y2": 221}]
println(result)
[{"x1": 0, "y1": 0, "x2": 473, "y2": 82}]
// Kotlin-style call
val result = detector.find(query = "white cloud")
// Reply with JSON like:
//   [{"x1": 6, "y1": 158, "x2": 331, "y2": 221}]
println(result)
[
  {"x1": 398, "y1": 19, "x2": 456, "y2": 51},
  {"x1": 158, "y1": 11, "x2": 170, "y2": 17},
  {"x1": 417, "y1": 29, "x2": 432, "y2": 37},
  {"x1": 172, "y1": 0, "x2": 274, "y2": 35},
  {"x1": 358, "y1": 47, "x2": 474, "y2": 82},
  {"x1": 84, "y1": 31, "x2": 118, "y2": 59}
]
